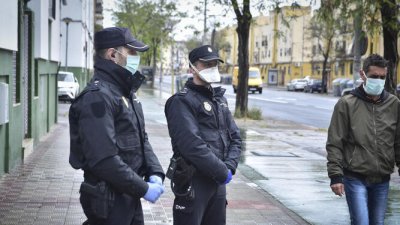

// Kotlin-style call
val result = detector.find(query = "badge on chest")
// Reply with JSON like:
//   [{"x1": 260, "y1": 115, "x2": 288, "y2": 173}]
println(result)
[{"x1": 203, "y1": 101, "x2": 212, "y2": 112}]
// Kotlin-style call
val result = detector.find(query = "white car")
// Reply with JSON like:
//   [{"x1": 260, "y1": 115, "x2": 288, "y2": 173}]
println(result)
[
  {"x1": 57, "y1": 71, "x2": 80, "y2": 102},
  {"x1": 286, "y1": 79, "x2": 308, "y2": 91}
]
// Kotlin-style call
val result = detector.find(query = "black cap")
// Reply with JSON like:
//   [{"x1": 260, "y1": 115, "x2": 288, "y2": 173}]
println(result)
[
  {"x1": 189, "y1": 45, "x2": 224, "y2": 64},
  {"x1": 94, "y1": 27, "x2": 149, "y2": 52}
]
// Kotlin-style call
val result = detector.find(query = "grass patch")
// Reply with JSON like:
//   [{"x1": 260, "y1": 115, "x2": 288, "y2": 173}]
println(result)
[
  {"x1": 247, "y1": 107, "x2": 262, "y2": 120},
  {"x1": 234, "y1": 107, "x2": 263, "y2": 120}
]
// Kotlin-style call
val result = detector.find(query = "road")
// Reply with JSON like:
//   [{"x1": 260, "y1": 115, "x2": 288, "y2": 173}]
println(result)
[
  {"x1": 154, "y1": 76, "x2": 400, "y2": 224},
  {"x1": 157, "y1": 76, "x2": 339, "y2": 129}
]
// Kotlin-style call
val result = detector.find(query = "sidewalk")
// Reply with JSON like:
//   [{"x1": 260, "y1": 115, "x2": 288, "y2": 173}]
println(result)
[{"x1": 0, "y1": 88, "x2": 309, "y2": 225}]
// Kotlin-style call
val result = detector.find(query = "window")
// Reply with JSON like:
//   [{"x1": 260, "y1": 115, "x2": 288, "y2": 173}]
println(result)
[
  {"x1": 12, "y1": 51, "x2": 20, "y2": 104},
  {"x1": 261, "y1": 36, "x2": 268, "y2": 47},
  {"x1": 49, "y1": 0, "x2": 56, "y2": 20},
  {"x1": 48, "y1": 20, "x2": 52, "y2": 59}
]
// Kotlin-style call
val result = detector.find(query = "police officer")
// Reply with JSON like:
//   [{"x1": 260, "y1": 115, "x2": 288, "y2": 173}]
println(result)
[
  {"x1": 69, "y1": 27, "x2": 165, "y2": 225},
  {"x1": 164, "y1": 45, "x2": 242, "y2": 225}
]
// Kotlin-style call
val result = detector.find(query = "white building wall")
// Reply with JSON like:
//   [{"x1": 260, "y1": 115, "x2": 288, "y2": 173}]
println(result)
[
  {"x1": 61, "y1": 0, "x2": 94, "y2": 69},
  {"x1": 28, "y1": 0, "x2": 47, "y2": 59},
  {"x1": 0, "y1": 1, "x2": 18, "y2": 51},
  {"x1": 50, "y1": 0, "x2": 61, "y2": 61}
]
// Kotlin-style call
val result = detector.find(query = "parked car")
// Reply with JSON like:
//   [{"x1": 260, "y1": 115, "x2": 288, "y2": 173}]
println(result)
[
  {"x1": 341, "y1": 78, "x2": 363, "y2": 96},
  {"x1": 232, "y1": 66, "x2": 263, "y2": 94},
  {"x1": 286, "y1": 79, "x2": 308, "y2": 91},
  {"x1": 397, "y1": 83, "x2": 400, "y2": 97},
  {"x1": 304, "y1": 79, "x2": 322, "y2": 93},
  {"x1": 57, "y1": 71, "x2": 80, "y2": 102}
]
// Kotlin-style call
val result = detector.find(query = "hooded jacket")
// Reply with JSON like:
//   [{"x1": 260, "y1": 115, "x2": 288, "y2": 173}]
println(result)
[
  {"x1": 69, "y1": 56, "x2": 164, "y2": 198},
  {"x1": 326, "y1": 86, "x2": 400, "y2": 185},
  {"x1": 164, "y1": 79, "x2": 242, "y2": 184}
]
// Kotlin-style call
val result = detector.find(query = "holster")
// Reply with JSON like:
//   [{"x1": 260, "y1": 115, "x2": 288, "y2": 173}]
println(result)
[
  {"x1": 80, "y1": 181, "x2": 115, "y2": 219},
  {"x1": 166, "y1": 155, "x2": 196, "y2": 199}
]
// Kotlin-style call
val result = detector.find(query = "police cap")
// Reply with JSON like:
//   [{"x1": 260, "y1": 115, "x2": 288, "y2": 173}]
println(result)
[
  {"x1": 189, "y1": 45, "x2": 224, "y2": 64},
  {"x1": 94, "y1": 27, "x2": 149, "y2": 52}
]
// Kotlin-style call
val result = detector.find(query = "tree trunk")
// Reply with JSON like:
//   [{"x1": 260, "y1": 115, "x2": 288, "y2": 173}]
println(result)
[
  {"x1": 321, "y1": 38, "x2": 332, "y2": 93},
  {"x1": 380, "y1": 0, "x2": 399, "y2": 94},
  {"x1": 235, "y1": 20, "x2": 251, "y2": 117},
  {"x1": 322, "y1": 59, "x2": 328, "y2": 93},
  {"x1": 151, "y1": 42, "x2": 158, "y2": 89}
]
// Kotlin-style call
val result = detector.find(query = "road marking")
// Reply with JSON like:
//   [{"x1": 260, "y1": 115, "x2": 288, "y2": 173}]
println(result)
[
  {"x1": 249, "y1": 96, "x2": 289, "y2": 103},
  {"x1": 276, "y1": 97, "x2": 296, "y2": 101},
  {"x1": 225, "y1": 94, "x2": 289, "y2": 104},
  {"x1": 246, "y1": 130, "x2": 261, "y2": 135},
  {"x1": 315, "y1": 106, "x2": 332, "y2": 110}
]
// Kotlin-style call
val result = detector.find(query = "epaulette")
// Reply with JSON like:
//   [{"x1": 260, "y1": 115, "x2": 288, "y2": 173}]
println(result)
[
  {"x1": 74, "y1": 80, "x2": 101, "y2": 101},
  {"x1": 177, "y1": 88, "x2": 188, "y2": 96}
]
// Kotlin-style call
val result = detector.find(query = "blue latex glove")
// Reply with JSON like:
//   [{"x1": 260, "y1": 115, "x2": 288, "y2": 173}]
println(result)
[
  {"x1": 223, "y1": 170, "x2": 232, "y2": 184},
  {"x1": 143, "y1": 182, "x2": 164, "y2": 203},
  {"x1": 149, "y1": 175, "x2": 163, "y2": 186}
]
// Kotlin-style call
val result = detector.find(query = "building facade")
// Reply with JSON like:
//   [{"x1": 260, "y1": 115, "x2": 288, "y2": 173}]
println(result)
[
  {"x1": 0, "y1": 0, "x2": 98, "y2": 177},
  {"x1": 218, "y1": 5, "x2": 400, "y2": 88},
  {"x1": 60, "y1": 0, "x2": 95, "y2": 88}
]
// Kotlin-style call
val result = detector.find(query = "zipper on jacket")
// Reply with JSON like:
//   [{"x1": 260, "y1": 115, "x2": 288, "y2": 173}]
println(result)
[{"x1": 373, "y1": 105, "x2": 380, "y2": 175}]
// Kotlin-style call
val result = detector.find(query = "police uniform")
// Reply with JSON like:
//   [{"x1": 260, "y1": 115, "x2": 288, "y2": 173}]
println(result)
[
  {"x1": 165, "y1": 76, "x2": 242, "y2": 225},
  {"x1": 69, "y1": 27, "x2": 164, "y2": 225}
]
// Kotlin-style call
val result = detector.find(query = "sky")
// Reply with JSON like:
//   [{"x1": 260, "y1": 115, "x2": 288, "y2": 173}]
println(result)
[{"x1": 102, "y1": 0, "x2": 320, "y2": 41}]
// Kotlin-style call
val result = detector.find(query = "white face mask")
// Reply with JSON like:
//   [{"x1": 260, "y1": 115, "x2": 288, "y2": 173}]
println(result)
[{"x1": 190, "y1": 61, "x2": 221, "y2": 83}]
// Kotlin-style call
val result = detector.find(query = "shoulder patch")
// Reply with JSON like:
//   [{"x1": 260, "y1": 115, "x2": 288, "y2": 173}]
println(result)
[{"x1": 91, "y1": 101, "x2": 106, "y2": 118}]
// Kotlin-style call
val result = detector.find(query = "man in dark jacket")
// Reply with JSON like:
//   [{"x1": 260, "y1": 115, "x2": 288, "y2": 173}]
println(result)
[
  {"x1": 164, "y1": 45, "x2": 242, "y2": 225},
  {"x1": 326, "y1": 54, "x2": 400, "y2": 225},
  {"x1": 69, "y1": 27, "x2": 165, "y2": 225}
]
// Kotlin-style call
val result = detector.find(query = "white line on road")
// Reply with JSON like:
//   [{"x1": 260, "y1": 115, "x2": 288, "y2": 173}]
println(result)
[
  {"x1": 226, "y1": 93, "x2": 289, "y2": 104},
  {"x1": 249, "y1": 96, "x2": 289, "y2": 104}
]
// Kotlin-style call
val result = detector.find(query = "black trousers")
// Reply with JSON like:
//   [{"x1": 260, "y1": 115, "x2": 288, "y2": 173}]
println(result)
[
  {"x1": 80, "y1": 191, "x2": 144, "y2": 225},
  {"x1": 173, "y1": 175, "x2": 227, "y2": 225}
]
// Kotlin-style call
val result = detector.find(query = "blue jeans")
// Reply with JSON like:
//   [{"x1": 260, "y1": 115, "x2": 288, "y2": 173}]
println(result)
[{"x1": 344, "y1": 176, "x2": 389, "y2": 225}]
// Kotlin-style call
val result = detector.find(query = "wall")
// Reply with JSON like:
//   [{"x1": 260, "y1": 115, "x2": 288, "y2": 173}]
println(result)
[{"x1": 0, "y1": 0, "x2": 62, "y2": 176}]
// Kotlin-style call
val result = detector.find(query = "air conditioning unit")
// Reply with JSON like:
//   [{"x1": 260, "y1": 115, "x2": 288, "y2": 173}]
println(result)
[
  {"x1": 0, "y1": 82, "x2": 9, "y2": 124},
  {"x1": 294, "y1": 62, "x2": 301, "y2": 67}
]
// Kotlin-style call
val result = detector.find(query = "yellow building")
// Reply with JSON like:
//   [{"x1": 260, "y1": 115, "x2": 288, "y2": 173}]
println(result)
[{"x1": 218, "y1": 5, "x2": 400, "y2": 88}]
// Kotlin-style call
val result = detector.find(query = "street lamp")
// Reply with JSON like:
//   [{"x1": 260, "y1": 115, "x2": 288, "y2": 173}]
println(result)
[{"x1": 62, "y1": 17, "x2": 82, "y2": 72}]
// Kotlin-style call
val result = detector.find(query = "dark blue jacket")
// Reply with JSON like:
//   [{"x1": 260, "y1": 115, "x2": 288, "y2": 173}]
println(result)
[
  {"x1": 69, "y1": 57, "x2": 164, "y2": 198},
  {"x1": 165, "y1": 79, "x2": 242, "y2": 184}
]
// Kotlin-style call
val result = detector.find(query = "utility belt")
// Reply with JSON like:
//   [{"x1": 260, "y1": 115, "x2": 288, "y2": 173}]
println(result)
[
  {"x1": 81, "y1": 172, "x2": 115, "y2": 219},
  {"x1": 166, "y1": 154, "x2": 196, "y2": 200},
  {"x1": 344, "y1": 169, "x2": 390, "y2": 184}
]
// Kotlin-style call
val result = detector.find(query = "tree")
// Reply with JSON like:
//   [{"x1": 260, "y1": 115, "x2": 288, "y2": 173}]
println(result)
[
  {"x1": 379, "y1": 0, "x2": 399, "y2": 94},
  {"x1": 215, "y1": 0, "x2": 252, "y2": 118},
  {"x1": 310, "y1": 1, "x2": 346, "y2": 93},
  {"x1": 112, "y1": 0, "x2": 182, "y2": 87},
  {"x1": 327, "y1": 0, "x2": 399, "y2": 94}
]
